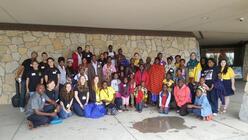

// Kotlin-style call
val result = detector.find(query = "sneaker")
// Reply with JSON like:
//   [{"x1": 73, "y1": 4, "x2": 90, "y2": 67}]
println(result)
[
  {"x1": 164, "y1": 107, "x2": 169, "y2": 114},
  {"x1": 20, "y1": 107, "x2": 25, "y2": 112},
  {"x1": 213, "y1": 113, "x2": 218, "y2": 116}
]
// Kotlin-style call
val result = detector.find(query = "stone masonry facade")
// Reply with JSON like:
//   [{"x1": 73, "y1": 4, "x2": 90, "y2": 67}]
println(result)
[{"x1": 0, "y1": 30, "x2": 199, "y2": 104}]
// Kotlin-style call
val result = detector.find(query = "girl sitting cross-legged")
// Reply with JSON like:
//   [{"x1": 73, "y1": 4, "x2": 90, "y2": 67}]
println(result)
[
  {"x1": 72, "y1": 76, "x2": 89, "y2": 117},
  {"x1": 59, "y1": 82, "x2": 74, "y2": 119}
]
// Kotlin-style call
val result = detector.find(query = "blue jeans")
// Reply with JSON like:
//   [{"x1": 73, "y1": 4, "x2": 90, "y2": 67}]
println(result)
[
  {"x1": 19, "y1": 79, "x2": 26, "y2": 108},
  {"x1": 59, "y1": 108, "x2": 73, "y2": 119},
  {"x1": 115, "y1": 97, "x2": 122, "y2": 110},
  {"x1": 136, "y1": 102, "x2": 143, "y2": 112},
  {"x1": 73, "y1": 103, "x2": 84, "y2": 117},
  {"x1": 207, "y1": 89, "x2": 218, "y2": 113},
  {"x1": 27, "y1": 114, "x2": 51, "y2": 128}
]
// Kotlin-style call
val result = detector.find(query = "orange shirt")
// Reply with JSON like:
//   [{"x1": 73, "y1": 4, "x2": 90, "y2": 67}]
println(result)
[{"x1": 174, "y1": 84, "x2": 191, "y2": 107}]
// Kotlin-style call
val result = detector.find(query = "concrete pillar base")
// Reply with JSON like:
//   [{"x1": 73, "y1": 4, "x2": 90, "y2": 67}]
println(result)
[{"x1": 239, "y1": 80, "x2": 248, "y2": 122}]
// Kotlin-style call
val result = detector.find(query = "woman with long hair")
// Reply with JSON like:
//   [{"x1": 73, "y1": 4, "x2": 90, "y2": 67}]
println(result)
[
  {"x1": 72, "y1": 76, "x2": 89, "y2": 117},
  {"x1": 219, "y1": 59, "x2": 235, "y2": 113},
  {"x1": 59, "y1": 82, "x2": 74, "y2": 119}
]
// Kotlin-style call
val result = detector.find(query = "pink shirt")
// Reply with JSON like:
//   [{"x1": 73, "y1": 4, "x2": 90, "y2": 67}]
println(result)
[{"x1": 174, "y1": 84, "x2": 191, "y2": 107}]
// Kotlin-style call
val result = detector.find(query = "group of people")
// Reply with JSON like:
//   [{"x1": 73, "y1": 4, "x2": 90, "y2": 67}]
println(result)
[{"x1": 14, "y1": 44, "x2": 236, "y2": 129}]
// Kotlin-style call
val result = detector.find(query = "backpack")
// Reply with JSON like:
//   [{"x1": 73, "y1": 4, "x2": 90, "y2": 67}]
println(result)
[{"x1": 11, "y1": 94, "x2": 20, "y2": 108}]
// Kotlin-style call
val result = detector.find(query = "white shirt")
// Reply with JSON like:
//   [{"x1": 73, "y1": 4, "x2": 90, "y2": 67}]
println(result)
[
  {"x1": 92, "y1": 61, "x2": 98, "y2": 74},
  {"x1": 77, "y1": 53, "x2": 82, "y2": 65},
  {"x1": 58, "y1": 65, "x2": 67, "y2": 85}
]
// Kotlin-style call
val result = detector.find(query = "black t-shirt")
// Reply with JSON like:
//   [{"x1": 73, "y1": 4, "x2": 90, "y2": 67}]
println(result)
[
  {"x1": 73, "y1": 86, "x2": 88, "y2": 105},
  {"x1": 59, "y1": 94, "x2": 73, "y2": 110},
  {"x1": 82, "y1": 51, "x2": 93, "y2": 63},
  {"x1": 21, "y1": 59, "x2": 33, "y2": 80},
  {"x1": 98, "y1": 58, "x2": 107, "y2": 67},
  {"x1": 44, "y1": 67, "x2": 60, "y2": 85},
  {"x1": 27, "y1": 69, "x2": 42, "y2": 92},
  {"x1": 45, "y1": 89, "x2": 57, "y2": 101},
  {"x1": 66, "y1": 66, "x2": 76, "y2": 78},
  {"x1": 202, "y1": 66, "x2": 219, "y2": 87},
  {"x1": 39, "y1": 62, "x2": 49, "y2": 76}
]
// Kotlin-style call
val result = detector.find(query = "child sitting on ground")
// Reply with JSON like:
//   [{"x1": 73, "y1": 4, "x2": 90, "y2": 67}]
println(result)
[
  {"x1": 174, "y1": 78, "x2": 191, "y2": 116},
  {"x1": 159, "y1": 84, "x2": 171, "y2": 114},
  {"x1": 163, "y1": 73, "x2": 174, "y2": 93},
  {"x1": 187, "y1": 86, "x2": 213, "y2": 121},
  {"x1": 134, "y1": 81, "x2": 148, "y2": 113}
]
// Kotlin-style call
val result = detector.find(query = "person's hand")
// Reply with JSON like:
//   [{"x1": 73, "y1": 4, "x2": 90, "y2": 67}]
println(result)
[
  {"x1": 50, "y1": 112, "x2": 57, "y2": 117},
  {"x1": 187, "y1": 104, "x2": 193, "y2": 108},
  {"x1": 67, "y1": 109, "x2": 71, "y2": 112}
]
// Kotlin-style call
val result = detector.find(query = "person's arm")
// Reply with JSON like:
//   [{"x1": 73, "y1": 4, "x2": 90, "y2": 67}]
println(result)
[
  {"x1": 231, "y1": 77, "x2": 235, "y2": 91},
  {"x1": 44, "y1": 75, "x2": 48, "y2": 83},
  {"x1": 56, "y1": 74, "x2": 60, "y2": 87},
  {"x1": 15, "y1": 65, "x2": 24, "y2": 80},
  {"x1": 85, "y1": 91, "x2": 89, "y2": 105},
  {"x1": 46, "y1": 98, "x2": 58, "y2": 107},
  {"x1": 40, "y1": 77, "x2": 44, "y2": 84},
  {"x1": 68, "y1": 98, "x2": 74, "y2": 111},
  {"x1": 26, "y1": 77, "x2": 30, "y2": 93},
  {"x1": 187, "y1": 104, "x2": 201, "y2": 109},
  {"x1": 74, "y1": 91, "x2": 84, "y2": 108},
  {"x1": 34, "y1": 109, "x2": 57, "y2": 117}
]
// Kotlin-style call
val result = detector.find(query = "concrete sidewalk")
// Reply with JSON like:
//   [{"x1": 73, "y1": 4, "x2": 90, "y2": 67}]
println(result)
[{"x1": 1, "y1": 81, "x2": 248, "y2": 140}]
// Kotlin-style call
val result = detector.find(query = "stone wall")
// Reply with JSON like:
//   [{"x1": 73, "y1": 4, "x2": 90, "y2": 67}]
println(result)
[
  {"x1": 243, "y1": 44, "x2": 248, "y2": 81},
  {"x1": 0, "y1": 30, "x2": 199, "y2": 104}
]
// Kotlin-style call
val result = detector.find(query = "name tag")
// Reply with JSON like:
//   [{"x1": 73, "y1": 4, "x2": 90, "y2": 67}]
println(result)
[
  {"x1": 87, "y1": 54, "x2": 90, "y2": 57},
  {"x1": 42, "y1": 98, "x2": 45, "y2": 102},
  {"x1": 82, "y1": 96, "x2": 86, "y2": 100},
  {"x1": 41, "y1": 66, "x2": 45, "y2": 69},
  {"x1": 53, "y1": 71, "x2": 57, "y2": 74},
  {"x1": 31, "y1": 73, "x2": 36, "y2": 76},
  {"x1": 123, "y1": 84, "x2": 126, "y2": 87}
]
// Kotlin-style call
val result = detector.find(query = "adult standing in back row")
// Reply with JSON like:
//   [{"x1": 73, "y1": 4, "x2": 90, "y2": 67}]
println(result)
[
  {"x1": 15, "y1": 51, "x2": 38, "y2": 112},
  {"x1": 82, "y1": 45, "x2": 93, "y2": 64}
]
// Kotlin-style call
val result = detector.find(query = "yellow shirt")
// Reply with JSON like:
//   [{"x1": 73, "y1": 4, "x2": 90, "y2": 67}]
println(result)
[
  {"x1": 95, "y1": 87, "x2": 101, "y2": 103},
  {"x1": 175, "y1": 63, "x2": 180, "y2": 69},
  {"x1": 221, "y1": 67, "x2": 235, "y2": 80},
  {"x1": 134, "y1": 59, "x2": 140, "y2": 66},
  {"x1": 99, "y1": 87, "x2": 115, "y2": 105},
  {"x1": 162, "y1": 79, "x2": 174, "y2": 87},
  {"x1": 194, "y1": 63, "x2": 202, "y2": 82}
]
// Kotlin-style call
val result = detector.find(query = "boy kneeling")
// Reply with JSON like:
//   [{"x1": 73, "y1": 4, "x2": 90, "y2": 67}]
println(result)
[{"x1": 26, "y1": 84, "x2": 60, "y2": 129}]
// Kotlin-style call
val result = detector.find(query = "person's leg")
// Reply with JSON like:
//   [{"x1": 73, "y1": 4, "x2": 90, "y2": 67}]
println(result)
[
  {"x1": 43, "y1": 104, "x2": 56, "y2": 113},
  {"x1": 130, "y1": 94, "x2": 134, "y2": 107},
  {"x1": 19, "y1": 79, "x2": 26, "y2": 109},
  {"x1": 210, "y1": 90, "x2": 218, "y2": 114},
  {"x1": 73, "y1": 103, "x2": 84, "y2": 117},
  {"x1": 58, "y1": 108, "x2": 68, "y2": 119},
  {"x1": 179, "y1": 103, "x2": 189, "y2": 116},
  {"x1": 27, "y1": 114, "x2": 50, "y2": 128},
  {"x1": 224, "y1": 96, "x2": 230, "y2": 110}
]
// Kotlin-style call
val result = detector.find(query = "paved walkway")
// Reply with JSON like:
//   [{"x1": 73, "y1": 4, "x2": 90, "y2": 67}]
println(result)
[{"x1": 0, "y1": 81, "x2": 248, "y2": 140}]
